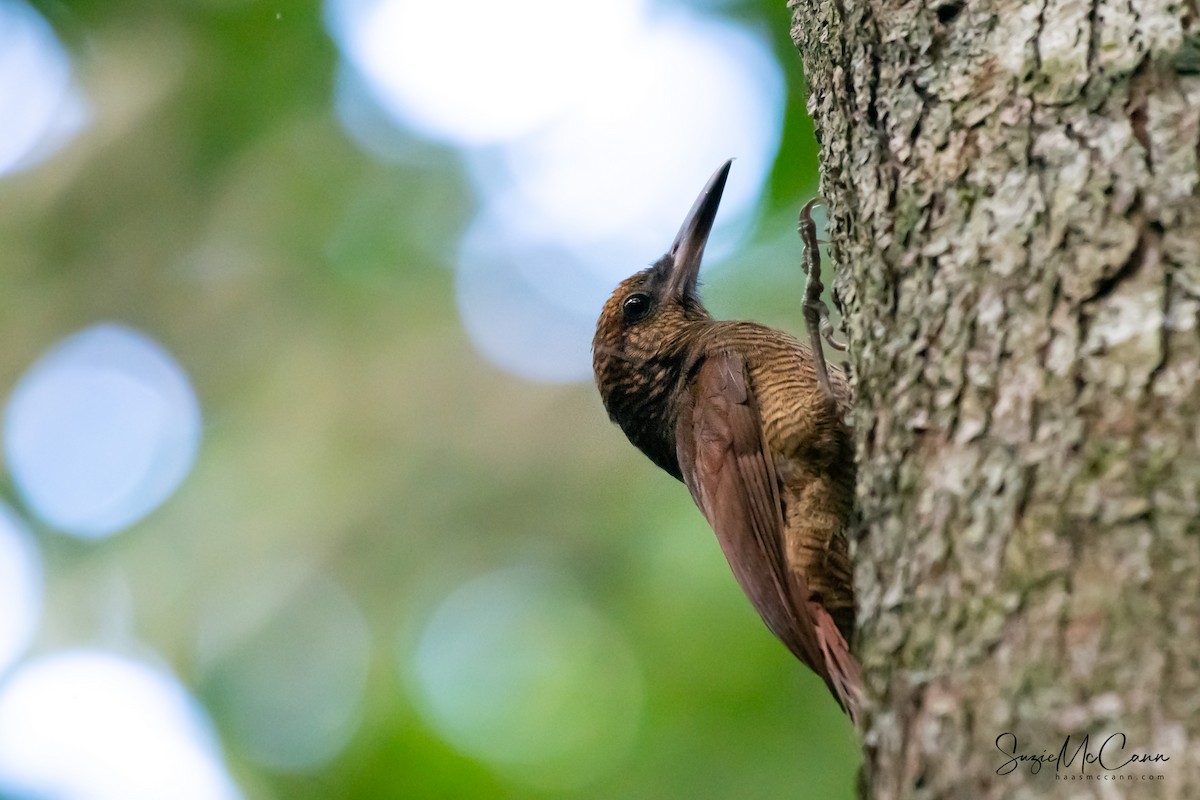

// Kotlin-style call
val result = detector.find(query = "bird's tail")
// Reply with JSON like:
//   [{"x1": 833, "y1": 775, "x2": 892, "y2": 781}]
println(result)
[{"x1": 810, "y1": 600, "x2": 864, "y2": 725}]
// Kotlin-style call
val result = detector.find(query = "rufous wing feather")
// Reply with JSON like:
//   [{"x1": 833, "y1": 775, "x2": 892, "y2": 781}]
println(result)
[{"x1": 676, "y1": 351, "x2": 860, "y2": 720}]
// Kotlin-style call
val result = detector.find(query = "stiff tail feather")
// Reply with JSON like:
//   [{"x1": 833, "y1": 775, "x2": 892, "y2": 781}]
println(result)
[{"x1": 810, "y1": 600, "x2": 863, "y2": 724}]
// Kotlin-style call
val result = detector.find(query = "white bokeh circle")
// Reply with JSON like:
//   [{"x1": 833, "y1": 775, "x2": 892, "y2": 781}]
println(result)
[
  {"x1": 0, "y1": 650, "x2": 242, "y2": 800},
  {"x1": 4, "y1": 324, "x2": 202, "y2": 538}
]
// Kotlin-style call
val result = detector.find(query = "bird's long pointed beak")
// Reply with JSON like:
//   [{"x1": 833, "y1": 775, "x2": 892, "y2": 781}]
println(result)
[{"x1": 665, "y1": 159, "x2": 732, "y2": 300}]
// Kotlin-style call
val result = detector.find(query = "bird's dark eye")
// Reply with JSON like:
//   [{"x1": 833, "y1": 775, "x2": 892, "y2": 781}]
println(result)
[{"x1": 622, "y1": 292, "x2": 652, "y2": 323}]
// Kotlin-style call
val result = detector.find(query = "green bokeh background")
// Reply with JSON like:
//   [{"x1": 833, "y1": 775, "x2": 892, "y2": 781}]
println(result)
[{"x1": 2, "y1": 1, "x2": 860, "y2": 797}]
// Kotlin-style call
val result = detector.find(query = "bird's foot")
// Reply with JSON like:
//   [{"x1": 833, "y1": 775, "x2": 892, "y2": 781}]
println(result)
[{"x1": 799, "y1": 198, "x2": 843, "y2": 401}]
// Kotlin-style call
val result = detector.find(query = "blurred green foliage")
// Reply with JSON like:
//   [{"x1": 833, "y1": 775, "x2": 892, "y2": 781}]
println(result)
[{"x1": 2, "y1": 1, "x2": 859, "y2": 797}]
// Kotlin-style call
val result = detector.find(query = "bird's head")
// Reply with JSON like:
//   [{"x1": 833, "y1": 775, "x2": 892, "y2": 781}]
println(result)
[{"x1": 592, "y1": 159, "x2": 731, "y2": 399}]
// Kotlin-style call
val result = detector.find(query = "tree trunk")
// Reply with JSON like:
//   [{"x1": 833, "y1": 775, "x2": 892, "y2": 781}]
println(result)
[{"x1": 788, "y1": 0, "x2": 1200, "y2": 796}]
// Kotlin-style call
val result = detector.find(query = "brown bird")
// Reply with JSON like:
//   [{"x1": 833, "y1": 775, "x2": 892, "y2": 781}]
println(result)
[{"x1": 592, "y1": 160, "x2": 862, "y2": 719}]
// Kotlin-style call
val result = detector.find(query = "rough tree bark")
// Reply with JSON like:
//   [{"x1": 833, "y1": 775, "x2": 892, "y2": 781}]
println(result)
[{"x1": 788, "y1": 0, "x2": 1200, "y2": 797}]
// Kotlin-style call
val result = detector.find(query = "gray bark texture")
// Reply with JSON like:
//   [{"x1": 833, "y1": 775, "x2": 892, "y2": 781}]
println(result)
[{"x1": 788, "y1": 0, "x2": 1200, "y2": 797}]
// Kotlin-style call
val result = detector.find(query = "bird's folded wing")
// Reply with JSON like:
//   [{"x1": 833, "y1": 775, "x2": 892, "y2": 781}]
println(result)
[{"x1": 675, "y1": 351, "x2": 825, "y2": 676}]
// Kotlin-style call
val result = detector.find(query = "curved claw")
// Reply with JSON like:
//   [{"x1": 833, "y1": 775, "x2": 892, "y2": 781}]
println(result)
[
  {"x1": 800, "y1": 196, "x2": 828, "y2": 217},
  {"x1": 821, "y1": 320, "x2": 848, "y2": 352}
]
